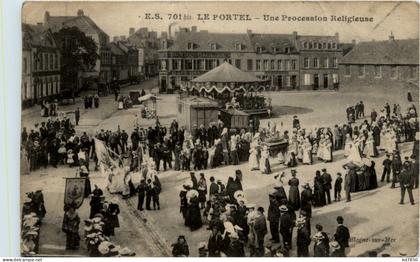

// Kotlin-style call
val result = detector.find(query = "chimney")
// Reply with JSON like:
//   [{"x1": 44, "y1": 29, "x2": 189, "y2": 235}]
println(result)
[
  {"x1": 389, "y1": 31, "x2": 395, "y2": 42},
  {"x1": 44, "y1": 11, "x2": 50, "y2": 24},
  {"x1": 351, "y1": 39, "x2": 356, "y2": 45},
  {"x1": 113, "y1": 36, "x2": 120, "y2": 42},
  {"x1": 77, "y1": 9, "x2": 84, "y2": 16},
  {"x1": 292, "y1": 31, "x2": 297, "y2": 40},
  {"x1": 120, "y1": 35, "x2": 126, "y2": 41},
  {"x1": 191, "y1": 26, "x2": 197, "y2": 32},
  {"x1": 129, "y1": 28, "x2": 135, "y2": 36}
]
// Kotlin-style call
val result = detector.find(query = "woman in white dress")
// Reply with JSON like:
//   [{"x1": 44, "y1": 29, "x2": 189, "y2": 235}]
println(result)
[
  {"x1": 347, "y1": 135, "x2": 363, "y2": 165},
  {"x1": 297, "y1": 135, "x2": 304, "y2": 161},
  {"x1": 317, "y1": 135, "x2": 325, "y2": 160},
  {"x1": 323, "y1": 135, "x2": 332, "y2": 162},
  {"x1": 344, "y1": 134, "x2": 352, "y2": 157},
  {"x1": 363, "y1": 132, "x2": 378, "y2": 157},
  {"x1": 249, "y1": 143, "x2": 260, "y2": 171},
  {"x1": 302, "y1": 137, "x2": 313, "y2": 165}
]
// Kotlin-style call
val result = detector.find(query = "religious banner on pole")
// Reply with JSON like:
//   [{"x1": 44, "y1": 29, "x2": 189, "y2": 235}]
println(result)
[{"x1": 64, "y1": 177, "x2": 86, "y2": 208}]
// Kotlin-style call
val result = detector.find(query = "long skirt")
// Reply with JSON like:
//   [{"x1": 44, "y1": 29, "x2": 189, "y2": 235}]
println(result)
[{"x1": 65, "y1": 232, "x2": 80, "y2": 250}]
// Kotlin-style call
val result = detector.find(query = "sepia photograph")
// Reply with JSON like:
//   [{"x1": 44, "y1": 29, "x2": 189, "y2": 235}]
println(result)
[{"x1": 18, "y1": 1, "x2": 419, "y2": 258}]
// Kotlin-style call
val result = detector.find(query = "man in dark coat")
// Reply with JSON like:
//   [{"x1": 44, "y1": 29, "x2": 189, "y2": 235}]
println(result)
[
  {"x1": 137, "y1": 179, "x2": 147, "y2": 211},
  {"x1": 334, "y1": 173, "x2": 343, "y2": 201},
  {"x1": 209, "y1": 176, "x2": 219, "y2": 197},
  {"x1": 296, "y1": 217, "x2": 311, "y2": 257},
  {"x1": 321, "y1": 168, "x2": 332, "y2": 204},
  {"x1": 400, "y1": 162, "x2": 415, "y2": 205},
  {"x1": 300, "y1": 183, "x2": 313, "y2": 218},
  {"x1": 75, "y1": 108, "x2": 80, "y2": 126},
  {"x1": 381, "y1": 154, "x2": 392, "y2": 183},
  {"x1": 267, "y1": 194, "x2": 280, "y2": 243},
  {"x1": 391, "y1": 151, "x2": 402, "y2": 188},
  {"x1": 288, "y1": 169, "x2": 300, "y2": 210},
  {"x1": 334, "y1": 216, "x2": 350, "y2": 257},
  {"x1": 279, "y1": 205, "x2": 293, "y2": 250}
]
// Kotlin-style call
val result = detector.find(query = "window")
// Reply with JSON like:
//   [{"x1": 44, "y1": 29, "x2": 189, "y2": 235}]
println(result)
[
  {"x1": 345, "y1": 65, "x2": 351, "y2": 76},
  {"x1": 323, "y1": 58, "x2": 329, "y2": 68},
  {"x1": 390, "y1": 65, "x2": 398, "y2": 78},
  {"x1": 304, "y1": 74, "x2": 312, "y2": 85},
  {"x1": 285, "y1": 60, "x2": 290, "y2": 70},
  {"x1": 313, "y1": 58, "x2": 319, "y2": 68},
  {"x1": 55, "y1": 54, "x2": 58, "y2": 69},
  {"x1": 23, "y1": 58, "x2": 27, "y2": 74},
  {"x1": 285, "y1": 76, "x2": 291, "y2": 87},
  {"x1": 374, "y1": 65, "x2": 382, "y2": 78},
  {"x1": 187, "y1": 42, "x2": 193, "y2": 50},
  {"x1": 210, "y1": 43, "x2": 217, "y2": 50},
  {"x1": 304, "y1": 58, "x2": 309, "y2": 68},
  {"x1": 332, "y1": 57, "x2": 338, "y2": 68},
  {"x1": 185, "y1": 59, "x2": 193, "y2": 70},
  {"x1": 313, "y1": 42, "x2": 318, "y2": 49},
  {"x1": 256, "y1": 60, "x2": 261, "y2": 71},
  {"x1": 284, "y1": 47, "x2": 290, "y2": 53},
  {"x1": 44, "y1": 53, "x2": 48, "y2": 70},
  {"x1": 278, "y1": 60, "x2": 283, "y2": 71},
  {"x1": 256, "y1": 46, "x2": 262, "y2": 53},
  {"x1": 270, "y1": 60, "x2": 275, "y2": 70},
  {"x1": 272, "y1": 47, "x2": 278, "y2": 54},
  {"x1": 235, "y1": 59, "x2": 241, "y2": 69},
  {"x1": 235, "y1": 43, "x2": 242, "y2": 51},
  {"x1": 291, "y1": 60, "x2": 296, "y2": 70},
  {"x1": 327, "y1": 43, "x2": 332, "y2": 49},
  {"x1": 303, "y1": 42, "x2": 308, "y2": 49},
  {"x1": 409, "y1": 66, "x2": 416, "y2": 78},
  {"x1": 323, "y1": 42, "x2": 327, "y2": 49},
  {"x1": 309, "y1": 42, "x2": 313, "y2": 49},
  {"x1": 49, "y1": 54, "x2": 53, "y2": 70},
  {"x1": 358, "y1": 65, "x2": 365, "y2": 77},
  {"x1": 332, "y1": 43, "x2": 337, "y2": 49},
  {"x1": 247, "y1": 59, "x2": 253, "y2": 71},
  {"x1": 263, "y1": 60, "x2": 268, "y2": 70}
]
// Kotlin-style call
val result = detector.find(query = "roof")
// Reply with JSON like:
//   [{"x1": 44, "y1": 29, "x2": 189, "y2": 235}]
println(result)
[
  {"x1": 179, "y1": 96, "x2": 219, "y2": 108},
  {"x1": 22, "y1": 23, "x2": 57, "y2": 50},
  {"x1": 168, "y1": 31, "x2": 253, "y2": 52},
  {"x1": 109, "y1": 43, "x2": 126, "y2": 56},
  {"x1": 341, "y1": 39, "x2": 419, "y2": 65},
  {"x1": 249, "y1": 34, "x2": 297, "y2": 53},
  {"x1": 191, "y1": 62, "x2": 261, "y2": 83},
  {"x1": 46, "y1": 15, "x2": 108, "y2": 39}
]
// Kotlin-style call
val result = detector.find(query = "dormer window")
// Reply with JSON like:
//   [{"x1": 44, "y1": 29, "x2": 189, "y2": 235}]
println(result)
[
  {"x1": 308, "y1": 42, "x2": 313, "y2": 49},
  {"x1": 322, "y1": 42, "x2": 327, "y2": 49},
  {"x1": 284, "y1": 47, "x2": 290, "y2": 53},
  {"x1": 210, "y1": 43, "x2": 217, "y2": 50},
  {"x1": 235, "y1": 43, "x2": 242, "y2": 51},
  {"x1": 303, "y1": 42, "x2": 308, "y2": 49},
  {"x1": 327, "y1": 42, "x2": 332, "y2": 49},
  {"x1": 272, "y1": 47, "x2": 278, "y2": 54},
  {"x1": 256, "y1": 46, "x2": 262, "y2": 53},
  {"x1": 332, "y1": 42, "x2": 337, "y2": 49},
  {"x1": 187, "y1": 42, "x2": 194, "y2": 50}
]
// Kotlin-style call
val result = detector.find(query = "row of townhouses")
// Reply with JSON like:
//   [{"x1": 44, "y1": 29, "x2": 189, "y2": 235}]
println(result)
[
  {"x1": 158, "y1": 26, "x2": 419, "y2": 93},
  {"x1": 21, "y1": 9, "x2": 165, "y2": 106},
  {"x1": 22, "y1": 13, "x2": 419, "y2": 107}
]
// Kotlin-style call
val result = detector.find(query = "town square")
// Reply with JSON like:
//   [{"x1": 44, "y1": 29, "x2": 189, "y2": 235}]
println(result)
[{"x1": 16, "y1": 1, "x2": 419, "y2": 258}]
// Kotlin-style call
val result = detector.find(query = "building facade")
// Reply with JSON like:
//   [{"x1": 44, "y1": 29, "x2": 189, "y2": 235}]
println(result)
[
  {"x1": 109, "y1": 41, "x2": 139, "y2": 84},
  {"x1": 339, "y1": 35, "x2": 419, "y2": 89},
  {"x1": 44, "y1": 9, "x2": 111, "y2": 87},
  {"x1": 158, "y1": 27, "x2": 342, "y2": 92},
  {"x1": 22, "y1": 23, "x2": 61, "y2": 107},
  {"x1": 127, "y1": 27, "x2": 161, "y2": 78}
]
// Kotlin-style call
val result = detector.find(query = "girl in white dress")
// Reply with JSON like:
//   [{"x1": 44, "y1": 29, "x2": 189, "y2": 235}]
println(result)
[
  {"x1": 344, "y1": 134, "x2": 352, "y2": 157},
  {"x1": 323, "y1": 135, "x2": 332, "y2": 162},
  {"x1": 363, "y1": 132, "x2": 378, "y2": 157},
  {"x1": 302, "y1": 137, "x2": 313, "y2": 165},
  {"x1": 249, "y1": 140, "x2": 260, "y2": 171}
]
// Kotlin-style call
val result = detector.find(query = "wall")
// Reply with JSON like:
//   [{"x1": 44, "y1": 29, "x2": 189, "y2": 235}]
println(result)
[{"x1": 339, "y1": 64, "x2": 419, "y2": 89}]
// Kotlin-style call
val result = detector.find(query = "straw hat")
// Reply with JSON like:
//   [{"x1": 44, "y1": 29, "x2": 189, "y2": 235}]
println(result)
[{"x1": 279, "y1": 205, "x2": 288, "y2": 212}]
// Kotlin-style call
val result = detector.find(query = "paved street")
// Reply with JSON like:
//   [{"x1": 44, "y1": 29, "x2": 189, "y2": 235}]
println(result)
[{"x1": 21, "y1": 88, "x2": 419, "y2": 257}]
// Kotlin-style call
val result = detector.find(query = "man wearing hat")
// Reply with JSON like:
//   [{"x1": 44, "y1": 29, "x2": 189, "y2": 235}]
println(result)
[
  {"x1": 334, "y1": 216, "x2": 350, "y2": 257},
  {"x1": 296, "y1": 216, "x2": 311, "y2": 257},
  {"x1": 321, "y1": 168, "x2": 332, "y2": 204},
  {"x1": 279, "y1": 205, "x2": 293, "y2": 250},
  {"x1": 399, "y1": 162, "x2": 415, "y2": 205},
  {"x1": 391, "y1": 151, "x2": 402, "y2": 188},
  {"x1": 267, "y1": 194, "x2": 281, "y2": 243},
  {"x1": 381, "y1": 154, "x2": 392, "y2": 183}
]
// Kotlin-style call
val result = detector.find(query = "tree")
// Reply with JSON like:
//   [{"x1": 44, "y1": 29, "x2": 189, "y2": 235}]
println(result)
[{"x1": 53, "y1": 26, "x2": 99, "y2": 96}]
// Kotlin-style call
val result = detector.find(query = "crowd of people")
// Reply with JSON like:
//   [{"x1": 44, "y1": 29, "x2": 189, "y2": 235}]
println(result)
[
  {"x1": 21, "y1": 93, "x2": 418, "y2": 257},
  {"x1": 172, "y1": 168, "x2": 353, "y2": 257}
]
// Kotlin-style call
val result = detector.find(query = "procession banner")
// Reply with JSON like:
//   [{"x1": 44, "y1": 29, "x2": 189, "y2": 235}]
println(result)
[{"x1": 64, "y1": 177, "x2": 86, "y2": 208}]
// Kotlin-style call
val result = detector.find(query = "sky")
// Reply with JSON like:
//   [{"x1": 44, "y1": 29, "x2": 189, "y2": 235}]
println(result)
[{"x1": 22, "y1": 1, "x2": 419, "y2": 43}]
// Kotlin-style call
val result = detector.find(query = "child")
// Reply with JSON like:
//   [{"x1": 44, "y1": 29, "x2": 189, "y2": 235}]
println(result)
[
  {"x1": 334, "y1": 173, "x2": 343, "y2": 201},
  {"x1": 152, "y1": 180, "x2": 161, "y2": 210}
]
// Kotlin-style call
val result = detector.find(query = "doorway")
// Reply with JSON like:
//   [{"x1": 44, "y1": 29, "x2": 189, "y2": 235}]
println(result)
[
  {"x1": 313, "y1": 74, "x2": 319, "y2": 90},
  {"x1": 323, "y1": 74, "x2": 329, "y2": 89}
]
